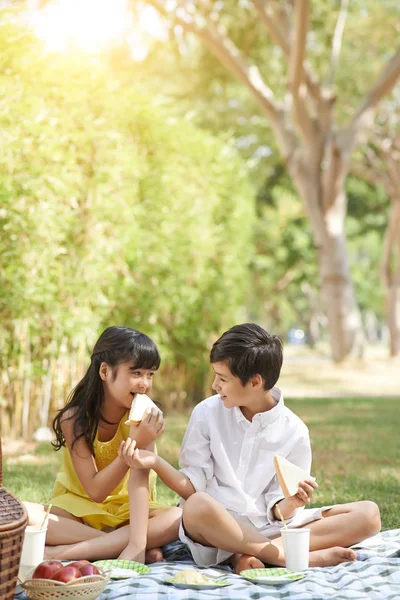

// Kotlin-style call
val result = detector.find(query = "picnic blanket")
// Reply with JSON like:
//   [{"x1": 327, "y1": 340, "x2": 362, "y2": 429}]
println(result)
[{"x1": 16, "y1": 529, "x2": 400, "y2": 600}]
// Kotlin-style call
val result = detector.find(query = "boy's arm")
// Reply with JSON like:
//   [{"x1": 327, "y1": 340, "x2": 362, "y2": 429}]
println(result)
[
  {"x1": 179, "y1": 404, "x2": 213, "y2": 493},
  {"x1": 119, "y1": 440, "x2": 196, "y2": 499},
  {"x1": 265, "y1": 432, "x2": 313, "y2": 525},
  {"x1": 152, "y1": 455, "x2": 196, "y2": 499},
  {"x1": 272, "y1": 477, "x2": 318, "y2": 520}
]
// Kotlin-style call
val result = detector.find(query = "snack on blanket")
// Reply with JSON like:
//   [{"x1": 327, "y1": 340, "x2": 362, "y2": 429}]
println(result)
[
  {"x1": 273, "y1": 455, "x2": 316, "y2": 498},
  {"x1": 172, "y1": 569, "x2": 215, "y2": 585},
  {"x1": 125, "y1": 394, "x2": 158, "y2": 426}
]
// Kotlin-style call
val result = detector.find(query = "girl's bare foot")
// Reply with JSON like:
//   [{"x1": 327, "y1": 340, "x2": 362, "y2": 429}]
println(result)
[
  {"x1": 309, "y1": 547, "x2": 357, "y2": 567},
  {"x1": 231, "y1": 553, "x2": 264, "y2": 575},
  {"x1": 44, "y1": 544, "x2": 70, "y2": 560},
  {"x1": 119, "y1": 544, "x2": 145, "y2": 563},
  {"x1": 145, "y1": 547, "x2": 164, "y2": 563}
]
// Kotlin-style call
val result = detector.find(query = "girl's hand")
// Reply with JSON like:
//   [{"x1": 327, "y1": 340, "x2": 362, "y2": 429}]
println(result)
[
  {"x1": 132, "y1": 407, "x2": 165, "y2": 449},
  {"x1": 290, "y1": 478, "x2": 318, "y2": 508},
  {"x1": 118, "y1": 437, "x2": 138, "y2": 465},
  {"x1": 119, "y1": 441, "x2": 158, "y2": 470}
]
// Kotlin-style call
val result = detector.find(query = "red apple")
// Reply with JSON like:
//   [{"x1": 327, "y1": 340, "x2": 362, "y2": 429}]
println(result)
[
  {"x1": 32, "y1": 561, "x2": 63, "y2": 579},
  {"x1": 79, "y1": 564, "x2": 100, "y2": 577},
  {"x1": 50, "y1": 566, "x2": 82, "y2": 583},
  {"x1": 67, "y1": 560, "x2": 90, "y2": 570}
]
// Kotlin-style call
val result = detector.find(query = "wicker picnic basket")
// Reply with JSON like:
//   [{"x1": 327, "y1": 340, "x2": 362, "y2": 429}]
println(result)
[
  {"x1": 21, "y1": 573, "x2": 110, "y2": 600},
  {"x1": 0, "y1": 436, "x2": 29, "y2": 600}
]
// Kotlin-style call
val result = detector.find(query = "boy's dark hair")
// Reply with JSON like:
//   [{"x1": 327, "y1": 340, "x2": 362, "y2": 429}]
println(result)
[
  {"x1": 52, "y1": 326, "x2": 160, "y2": 455},
  {"x1": 210, "y1": 323, "x2": 283, "y2": 390}
]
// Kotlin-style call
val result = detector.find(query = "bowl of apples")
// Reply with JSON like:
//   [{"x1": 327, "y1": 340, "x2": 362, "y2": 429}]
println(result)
[{"x1": 20, "y1": 559, "x2": 110, "y2": 600}]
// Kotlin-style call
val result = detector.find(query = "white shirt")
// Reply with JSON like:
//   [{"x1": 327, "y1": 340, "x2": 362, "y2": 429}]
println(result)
[{"x1": 179, "y1": 389, "x2": 311, "y2": 530}]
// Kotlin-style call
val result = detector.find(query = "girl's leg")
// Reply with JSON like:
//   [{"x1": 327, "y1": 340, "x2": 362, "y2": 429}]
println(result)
[
  {"x1": 45, "y1": 506, "x2": 182, "y2": 562},
  {"x1": 183, "y1": 493, "x2": 360, "y2": 573},
  {"x1": 24, "y1": 501, "x2": 105, "y2": 546},
  {"x1": 119, "y1": 469, "x2": 150, "y2": 562}
]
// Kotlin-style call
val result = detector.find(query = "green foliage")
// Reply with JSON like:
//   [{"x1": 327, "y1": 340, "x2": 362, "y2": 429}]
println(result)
[{"x1": 0, "y1": 13, "x2": 255, "y2": 419}]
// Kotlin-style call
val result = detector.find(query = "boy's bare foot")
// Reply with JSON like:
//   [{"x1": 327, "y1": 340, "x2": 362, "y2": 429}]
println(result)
[
  {"x1": 145, "y1": 547, "x2": 164, "y2": 563},
  {"x1": 309, "y1": 547, "x2": 357, "y2": 567},
  {"x1": 231, "y1": 553, "x2": 264, "y2": 575}
]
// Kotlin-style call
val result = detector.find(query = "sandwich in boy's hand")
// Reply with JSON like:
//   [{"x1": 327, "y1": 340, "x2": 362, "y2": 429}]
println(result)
[
  {"x1": 125, "y1": 394, "x2": 158, "y2": 426},
  {"x1": 273, "y1": 455, "x2": 316, "y2": 498}
]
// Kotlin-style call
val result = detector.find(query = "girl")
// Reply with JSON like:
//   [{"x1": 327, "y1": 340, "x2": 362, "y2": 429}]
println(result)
[{"x1": 24, "y1": 326, "x2": 181, "y2": 562}]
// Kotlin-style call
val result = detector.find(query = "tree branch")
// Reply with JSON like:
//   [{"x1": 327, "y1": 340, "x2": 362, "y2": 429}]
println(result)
[
  {"x1": 252, "y1": 0, "x2": 317, "y2": 150},
  {"x1": 145, "y1": 0, "x2": 298, "y2": 160},
  {"x1": 289, "y1": 0, "x2": 310, "y2": 94},
  {"x1": 340, "y1": 47, "x2": 400, "y2": 153},
  {"x1": 326, "y1": 0, "x2": 349, "y2": 88},
  {"x1": 252, "y1": 0, "x2": 324, "y2": 107}
]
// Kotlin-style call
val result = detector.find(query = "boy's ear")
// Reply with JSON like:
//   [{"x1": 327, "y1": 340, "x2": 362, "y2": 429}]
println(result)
[
  {"x1": 99, "y1": 362, "x2": 109, "y2": 381},
  {"x1": 251, "y1": 374, "x2": 264, "y2": 389}
]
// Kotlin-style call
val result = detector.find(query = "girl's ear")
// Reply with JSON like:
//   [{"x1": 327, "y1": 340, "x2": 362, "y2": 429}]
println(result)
[{"x1": 99, "y1": 362, "x2": 109, "y2": 381}]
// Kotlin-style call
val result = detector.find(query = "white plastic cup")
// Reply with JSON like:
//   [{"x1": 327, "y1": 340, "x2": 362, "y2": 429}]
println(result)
[
  {"x1": 20, "y1": 524, "x2": 47, "y2": 568},
  {"x1": 281, "y1": 527, "x2": 310, "y2": 571}
]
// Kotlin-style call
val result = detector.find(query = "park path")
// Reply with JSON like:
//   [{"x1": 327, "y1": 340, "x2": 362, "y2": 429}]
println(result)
[{"x1": 280, "y1": 346, "x2": 400, "y2": 398}]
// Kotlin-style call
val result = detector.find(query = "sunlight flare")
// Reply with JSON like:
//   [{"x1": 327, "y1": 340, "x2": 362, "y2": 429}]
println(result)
[{"x1": 28, "y1": 0, "x2": 165, "y2": 56}]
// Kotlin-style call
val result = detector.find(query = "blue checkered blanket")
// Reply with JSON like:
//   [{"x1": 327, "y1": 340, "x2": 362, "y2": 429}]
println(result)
[{"x1": 16, "y1": 529, "x2": 400, "y2": 600}]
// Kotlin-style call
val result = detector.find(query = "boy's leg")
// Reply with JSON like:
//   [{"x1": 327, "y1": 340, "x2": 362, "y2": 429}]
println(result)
[
  {"x1": 307, "y1": 501, "x2": 381, "y2": 550},
  {"x1": 234, "y1": 500, "x2": 380, "y2": 573},
  {"x1": 45, "y1": 507, "x2": 181, "y2": 561},
  {"x1": 183, "y1": 493, "x2": 358, "y2": 572}
]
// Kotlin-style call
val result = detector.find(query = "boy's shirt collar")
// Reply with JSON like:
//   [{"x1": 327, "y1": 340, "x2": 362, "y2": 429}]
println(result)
[{"x1": 234, "y1": 386, "x2": 283, "y2": 426}]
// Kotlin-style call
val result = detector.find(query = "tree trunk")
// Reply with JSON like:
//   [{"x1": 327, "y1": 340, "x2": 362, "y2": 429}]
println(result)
[
  {"x1": 382, "y1": 191, "x2": 400, "y2": 357},
  {"x1": 387, "y1": 284, "x2": 400, "y2": 356},
  {"x1": 289, "y1": 159, "x2": 364, "y2": 362},
  {"x1": 316, "y1": 229, "x2": 364, "y2": 361}
]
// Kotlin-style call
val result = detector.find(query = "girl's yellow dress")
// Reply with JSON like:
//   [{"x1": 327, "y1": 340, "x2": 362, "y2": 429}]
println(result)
[{"x1": 50, "y1": 412, "x2": 165, "y2": 530}]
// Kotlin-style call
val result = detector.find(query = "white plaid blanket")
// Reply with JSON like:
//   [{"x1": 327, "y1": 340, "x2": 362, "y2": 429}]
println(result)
[{"x1": 16, "y1": 529, "x2": 400, "y2": 600}]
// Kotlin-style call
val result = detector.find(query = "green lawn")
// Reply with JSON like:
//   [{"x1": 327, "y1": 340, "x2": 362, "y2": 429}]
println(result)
[{"x1": 3, "y1": 397, "x2": 399, "y2": 530}]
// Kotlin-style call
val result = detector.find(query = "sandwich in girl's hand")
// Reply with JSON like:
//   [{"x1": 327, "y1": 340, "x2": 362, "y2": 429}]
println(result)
[
  {"x1": 125, "y1": 394, "x2": 159, "y2": 426},
  {"x1": 273, "y1": 455, "x2": 316, "y2": 498}
]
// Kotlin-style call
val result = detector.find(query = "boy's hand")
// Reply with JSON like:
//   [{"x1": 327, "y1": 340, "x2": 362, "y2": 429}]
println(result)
[
  {"x1": 290, "y1": 478, "x2": 318, "y2": 508},
  {"x1": 130, "y1": 408, "x2": 165, "y2": 448}
]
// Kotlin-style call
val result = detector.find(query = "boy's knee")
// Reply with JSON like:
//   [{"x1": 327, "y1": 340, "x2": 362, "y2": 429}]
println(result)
[
  {"x1": 183, "y1": 492, "x2": 213, "y2": 525},
  {"x1": 356, "y1": 501, "x2": 381, "y2": 535}
]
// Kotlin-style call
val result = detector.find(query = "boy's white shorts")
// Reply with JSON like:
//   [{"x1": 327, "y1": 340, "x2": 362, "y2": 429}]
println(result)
[{"x1": 178, "y1": 504, "x2": 334, "y2": 568}]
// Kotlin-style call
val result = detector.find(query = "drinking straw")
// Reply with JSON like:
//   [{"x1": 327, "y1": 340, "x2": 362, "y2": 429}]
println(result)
[
  {"x1": 276, "y1": 504, "x2": 288, "y2": 531},
  {"x1": 40, "y1": 504, "x2": 52, "y2": 530}
]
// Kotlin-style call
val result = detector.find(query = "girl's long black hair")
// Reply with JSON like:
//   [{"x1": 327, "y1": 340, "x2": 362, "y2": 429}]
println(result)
[{"x1": 52, "y1": 326, "x2": 160, "y2": 455}]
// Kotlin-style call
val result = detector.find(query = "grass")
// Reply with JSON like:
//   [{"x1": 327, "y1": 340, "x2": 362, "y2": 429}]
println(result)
[{"x1": 3, "y1": 396, "x2": 399, "y2": 530}]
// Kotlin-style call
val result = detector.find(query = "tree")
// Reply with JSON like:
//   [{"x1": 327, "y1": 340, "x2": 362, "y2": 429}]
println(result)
[
  {"x1": 352, "y1": 114, "x2": 400, "y2": 356},
  {"x1": 143, "y1": 0, "x2": 400, "y2": 360}
]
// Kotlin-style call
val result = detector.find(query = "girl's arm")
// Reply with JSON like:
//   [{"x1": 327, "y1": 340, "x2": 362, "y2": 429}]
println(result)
[
  {"x1": 62, "y1": 413, "x2": 128, "y2": 503},
  {"x1": 118, "y1": 441, "x2": 196, "y2": 500},
  {"x1": 119, "y1": 467, "x2": 149, "y2": 562},
  {"x1": 61, "y1": 409, "x2": 164, "y2": 503}
]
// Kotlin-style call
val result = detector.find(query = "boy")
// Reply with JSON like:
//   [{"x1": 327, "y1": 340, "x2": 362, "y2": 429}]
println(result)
[{"x1": 124, "y1": 323, "x2": 381, "y2": 572}]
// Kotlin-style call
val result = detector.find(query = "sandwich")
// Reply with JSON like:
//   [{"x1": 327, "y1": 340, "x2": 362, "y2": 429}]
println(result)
[
  {"x1": 273, "y1": 455, "x2": 316, "y2": 498},
  {"x1": 172, "y1": 569, "x2": 216, "y2": 585},
  {"x1": 125, "y1": 394, "x2": 158, "y2": 426}
]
